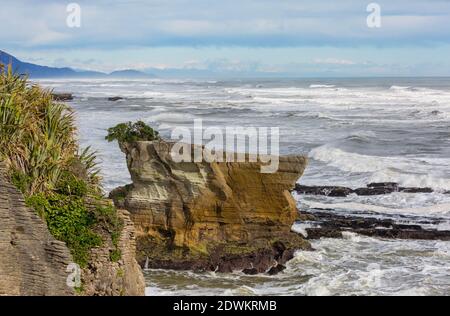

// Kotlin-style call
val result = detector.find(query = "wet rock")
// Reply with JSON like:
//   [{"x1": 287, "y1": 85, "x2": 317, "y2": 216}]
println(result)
[
  {"x1": 267, "y1": 264, "x2": 286, "y2": 276},
  {"x1": 367, "y1": 182, "x2": 399, "y2": 189},
  {"x1": 108, "y1": 96, "x2": 123, "y2": 101},
  {"x1": 305, "y1": 228, "x2": 343, "y2": 240},
  {"x1": 242, "y1": 268, "x2": 259, "y2": 275},
  {"x1": 399, "y1": 187, "x2": 433, "y2": 193},
  {"x1": 297, "y1": 210, "x2": 450, "y2": 241},
  {"x1": 295, "y1": 185, "x2": 354, "y2": 197},
  {"x1": 52, "y1": 93, "x2": 73, "y2": 101},
  {"x1": 295, "y1": 183, "x2": 435, "y2": 197}
]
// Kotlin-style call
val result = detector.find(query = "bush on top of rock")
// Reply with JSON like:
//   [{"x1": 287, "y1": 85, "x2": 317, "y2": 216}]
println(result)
[{"x1": 105, "y1": 121, "x2": 160, "y2": 144}]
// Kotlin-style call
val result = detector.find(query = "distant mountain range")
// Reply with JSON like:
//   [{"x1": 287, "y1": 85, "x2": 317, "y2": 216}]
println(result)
[{"x1": 0, "y1": 50, "x2": 155, "y2": 79}]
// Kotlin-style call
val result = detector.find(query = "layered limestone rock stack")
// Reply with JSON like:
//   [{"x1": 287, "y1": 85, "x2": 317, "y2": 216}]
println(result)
[
  {"x1": 0, "y1": 164, "x2": 74, "y2": 296},
  {"x1": 81, "y1": 207, "x2": 145, "y2": 296},
  {"x1": 111, "y1": 141, "x2": 310, "y2": 273}
]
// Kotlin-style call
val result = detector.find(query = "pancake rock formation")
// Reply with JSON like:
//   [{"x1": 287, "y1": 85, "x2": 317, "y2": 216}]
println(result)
[
  {"x1": 0, "y1": 164, "x2": 74, "y2": 296},
  {"x1": 80, "y1": 205, "x2": 145, "y2": 296},
  {"x1": 110, "y1": 141, "x2": 311, "y2": 274},
  {"x1": 0, "y1": 163, "x2": 144, "y2": 296}
]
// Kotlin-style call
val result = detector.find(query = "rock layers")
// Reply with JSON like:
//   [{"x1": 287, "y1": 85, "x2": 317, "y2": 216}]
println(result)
[
  {"x1": 81, "y1": 207, "x2": 145, "y2": 296},
  {"x1": 0, "y1": 163, "x2": 144, "y2": 296},
  {"x1": 110, "y1": 141, "x2": 311, "y2": 273},
  {"x1": 0, "y1": 163, "x2": 74, "y2": 296}
]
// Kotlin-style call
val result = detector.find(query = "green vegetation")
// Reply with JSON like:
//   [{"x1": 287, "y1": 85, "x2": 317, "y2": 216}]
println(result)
[
  {"x1": 25, "y1": 193, "x2": 102, "y2": 266},
  {"x1": 0, "y1": 64, "x2": 122, "y2": 268},
  {"x1": 105, "y1": 120, "x2": 159, "y2": 144}
]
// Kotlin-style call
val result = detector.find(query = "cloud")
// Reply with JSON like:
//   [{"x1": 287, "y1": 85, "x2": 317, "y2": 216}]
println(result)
[
  {"x1": 313, "y1": 58, "x2": 357, "y2": 65},
  {"x1": 1, "y1": 0, "x2": 450, "y2": 49}
]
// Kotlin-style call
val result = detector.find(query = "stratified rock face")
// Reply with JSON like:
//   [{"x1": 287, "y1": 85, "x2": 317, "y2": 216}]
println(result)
[
  {"x1": 81, "y1": 208, "x2": 145, "y2": 296},
  {"x1": 0, "y1": 164, "x2": 74, "y2": 296},
  {"x1": 0, "y1": 163, "x2": 144, "y2": 296},
  {"x1": 111, "y1": 141, "x2": 310, "y2": 273}
]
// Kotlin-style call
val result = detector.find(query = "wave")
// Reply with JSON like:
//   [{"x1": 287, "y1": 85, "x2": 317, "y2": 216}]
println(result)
[
  {"x1": 390, "y1": 85, "x2": 412, "y2": 91},
  {"x1": 308, "y1": 145, "x2": 450, "y2": 190},
  {"x1": 309, "y1": 84, "x2": 336, "y2": 89}
]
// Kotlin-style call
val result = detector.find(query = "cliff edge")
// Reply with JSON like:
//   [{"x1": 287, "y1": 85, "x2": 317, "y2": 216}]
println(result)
[
  {"x1": 111, "y1": 141, "x2": 310, "y2": 273},
  {"x1": 0, "y1": 163, "x2": 145, "y2": 296},
  {"x1": 0, "y1": 163, "x2": 74, "y2": 296}
]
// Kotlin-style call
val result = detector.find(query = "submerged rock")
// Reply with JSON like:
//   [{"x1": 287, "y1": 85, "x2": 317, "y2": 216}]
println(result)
[{"x1": 110, "y1": 140, "x2": 311, "y2": 273}]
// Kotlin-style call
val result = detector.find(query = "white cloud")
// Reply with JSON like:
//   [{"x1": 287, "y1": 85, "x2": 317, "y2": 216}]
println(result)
[
  {"x1": 1, "y1": 0, "x2": 450, "y2": 49},
  {"x1": 313, "y1": 58, "x2": 357, "y2": 65}
]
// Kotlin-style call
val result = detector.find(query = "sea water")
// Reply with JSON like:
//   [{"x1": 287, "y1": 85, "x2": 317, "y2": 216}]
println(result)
[{"x1": 38, "y1": 77, "x2": 450, "y2": 296}]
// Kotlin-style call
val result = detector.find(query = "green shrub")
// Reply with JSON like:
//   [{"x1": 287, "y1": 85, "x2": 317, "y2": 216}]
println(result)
[
  {"x1": 26, "y1": 193, "x2": 102, "y2": 267},
  {"x1": 56, "y1": 172, "x2": 88, "y2": 197},
  {"x1": 93, "y1": 203, "x2": 124, "y2": 262},
  {"x1": 105, "y1": 121, "x2": 159, "y2": 144}
]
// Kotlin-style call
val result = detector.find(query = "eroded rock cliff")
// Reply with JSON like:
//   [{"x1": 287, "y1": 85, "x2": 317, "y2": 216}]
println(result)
[
  {"x1": 111, "y1": 141, "x2": 310, "y2": 273},
  {"x1": 0, "y1": 164, "x2": 74, "y2": 296},
  {"x1": 81, "y1": 206, "x2": 145, "y2": 296},
  {"x1": 0, "y1": 163, "x2": 145, "y2": 296}
]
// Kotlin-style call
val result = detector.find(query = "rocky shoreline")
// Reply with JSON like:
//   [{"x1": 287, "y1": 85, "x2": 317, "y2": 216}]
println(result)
[
  {"x1": 295, "y1": 183, "x2": 450, "y2": 242},
  {"x1": 297, "y1": 209, "x2": 450, "y2": 241}
]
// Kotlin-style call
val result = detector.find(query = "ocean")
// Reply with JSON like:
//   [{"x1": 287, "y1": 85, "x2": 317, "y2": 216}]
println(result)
[{"x1": 37, "y1": 77, "x2": 450, "y2": 296}]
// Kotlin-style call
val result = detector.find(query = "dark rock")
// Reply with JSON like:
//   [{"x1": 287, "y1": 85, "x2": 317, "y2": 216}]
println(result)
[
  {"x1": 242, "y1": 268, "x2": 259, "y2": 275},
  {"x1": 108, "y1": 96, "x2": 123, "y2": 101},
  {"x1": 399, "y1": 187, "x2": 433, "y2": 193},
  {"x1": 295, "y1": 184, "x2": 354, "y2": 197},
  {"x1": 297, "y1": 210, "x2": 450, "y2": 241},
  {"x1": 267, "y1": 264, "x2": 286, "y2": 275},
  {"x1": 52, "y1": 93, "x2": 73, "y2": 101},
  {"x1": 367, "y1": 182, "x2": 399, "y2": 189},
  {"x1": 305, "y1": 228, "x2": 343, "y2": 240},
  {"x1": 295, "y1": 183, "x2": 436, "y2": 197},
  {"x1": 354, "y1": 187, "x2": 397, "y2": 196}
]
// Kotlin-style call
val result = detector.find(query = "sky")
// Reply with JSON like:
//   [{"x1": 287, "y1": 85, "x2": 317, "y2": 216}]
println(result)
[{"x1": 2, "y1": 0, "x2": 450, "y2": 77}]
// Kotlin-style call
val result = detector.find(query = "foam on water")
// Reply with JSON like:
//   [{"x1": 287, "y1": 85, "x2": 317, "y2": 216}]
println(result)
[
  {"x1": 143, "y1": 236, "x2": 450, "y2": 296},
  {"x1": 308, "y1": 145, "x2": 450, "y2": 191}
]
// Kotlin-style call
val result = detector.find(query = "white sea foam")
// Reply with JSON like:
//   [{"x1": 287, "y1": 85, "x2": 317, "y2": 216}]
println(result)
[
  {"x1": 308, "y1": 145, "x2": 450, "y2": 190},
  {"x1": 309, "y1": 84, "x2": 336, "y2": 89}
]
